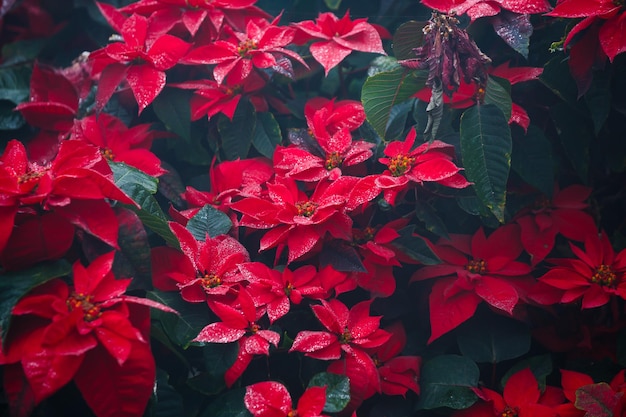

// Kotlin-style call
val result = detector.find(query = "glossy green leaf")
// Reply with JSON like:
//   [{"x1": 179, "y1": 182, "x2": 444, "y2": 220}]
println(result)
[
  {"x1": 323, "y1": 0, "x2": 341, "y2": 10},
  {"x1": 0, "y1": 100, "x2": 25, "y2": 130},
  {"x1": 511, "y1": 124, "x2": 554, "y2": 198},
  {"x1": 218, "y1": 99, "x2": 256, "y2": 160},
  {"x1": 501, "y1": 354, "x2": 552, "y2": 390},
  {"x1": 460, "y1": 104, "x2": 512, "y2": 223},
  {"x1": 1, "y1": 39, "x2": 47, "y2": 66},
  {"x1": 114, "y1": 207, "x2": 152, "y2": 291},
  {"x1": 320, "y1": 241, "x2": 367, "y2": 272},
  {"x1": 110, "y1": 161, "x2": 158, "y2": 195},
  {"x1": 153, "y1": 369, "x2": 185, "y2": 417},
  {"x1": 392, "y1": 21, "x2": 425, "y2": 60},
  {"x1": 391, "y1": 226, "x2": 440, "y2": 265},
  {"x1": 0, "y1": 65, "x2": 31, "y2": 104},
  {"x1": 308, "y1": 372, "x2": 350, "y2": 413},
  {"x1": 551, "y1": 102, "x2": 591, "y2": 182},
  {"x1": 416, "y1": 355, "x2": 479, "y2": 410},
  {"x1": 152, "y1": 88, "x2": 192, "y2": 141},
  {"x1": 457, "y1": 315, "x2": 531, "y2": 364},
  {"x1": 0, "y1": 260, "x2": 72, "y2": 345},
  {"x1": 493, "y1": 13, "x2": 533, "y2": 58},
  {"x1": 584, "y1": 70, "x2": 611, "y2": 135},
  {"x1": 415, "y1": 200, "x2": 449, "y2": 239},
  {"x1": 540, "y1": 56, "x2": 580, "y2": 107},
  {"x1": 186, "y1": 204, "x2": 233, "y2": 241},
  {"x1": 252, "y1": 112, "x2": 283, "y2": 158},
  {"x1": 198, "y1": 388, "x2": 252, "y2": 417},
  {"x1": 484, "y1": 75, "x2": 512, "y2": 121},
  {"x1": 148, "y1": 290, "x2": 213, "y2": 348},
  {"x1": 385, "y1": 98, "x2": 415, "y2": 141},
  {"x1": 361, "y1": 67, "x2": 427, "y2": 140},
  {"x1": 186, "y1": 343, "x2": 239, "y2": 395}
]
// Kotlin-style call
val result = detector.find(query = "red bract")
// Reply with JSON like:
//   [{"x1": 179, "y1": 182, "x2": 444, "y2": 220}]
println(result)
[
  {"x1": 294, "y1": 11, "x2": 387, "y2": 75},
  {"x1": 194, "y1": 287, "x2": 280, "y2": 387},
  {"x1": 0, "y1": 252, "x2": 174, "y2": 417},
  {"x1": 71, "y1": 113, "x2": 166, "y2": 177},
  {"x1": 151, "y1": 222, "x2": 249, "y2": 303},
  {"x1": 514, "y1": 184, "x2": 596, "y2": 265},
  {"x1": 230, "y1": 177, "x2": 358, "y2": 263},
  {"x1": 183, "y1": 18, "x2": 306, "y2": 85},
  {"x1": 421, "y1": 0, "x2": 551, "y2": 20},
  {"x1": 0, "y1": 139, "x2": 134, "y2": 267},
  {"x1": 274, "y1": 98, "x2": 373, "y2": 182},
  {"x1": 244, "y1": 381, "x2": 327, "y2": 417},
  {"x1": 239, "y1": 262, "x2": 326, "y2": 323},
  {"x1": 90, "y1": 4, "x2": 191, "y2": 113},
  {"x1": 538, "y1": 231, "x2": 626, "y2": 309},
  {"x1": 453, "y1": 368, "x2": 564, "y2": 417},
  {"x1": 411, "y1": 224, "x2": 533, "y2": 342},
  {"x1": 376, "y1": 128, "x2": 470, "y2": 205},
  {"x1": 290, "y1": 299, "x2": 390, "y2": 368},
  {"x1": 121, "y1": 0, "x2": 266, "y2": 38}
]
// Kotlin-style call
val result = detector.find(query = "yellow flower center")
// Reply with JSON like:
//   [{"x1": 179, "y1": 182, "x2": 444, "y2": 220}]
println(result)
[
  {"x1": 591, "y1": 264, "x2": 617, "y2": 287},
  {"x1": 101, "y1": 147, "x2": 115, "y2": 161},
  {"x1": 325, "y1": 151, "x2": 343, "y2": 170},
  {"x1": 339, "y1": 327, "x2": 352, "y2": 344},
  {"x1": 287, "y1": 410, "x2": 299, "y2": 417},
  {"x1": 295, "y1": 201, "x2": 318, "y2": 217},
  {"x1": 284, "y1": 281, "x2": 294, "y2": 296},
  {"x1": 353, "y1": 226, "x2": 376, "y2": 244},
  {"x1": 500, "y1": 406, "x2": 519, "y2": 417},
  {"x1": 237, "y1": 39, "x2": 258, "y2": 57},
  {"x1": 388, "y1": 154, "x2": 414, "y2": 177},
  {"x1": 198, "y1": 271, "x2": 222, "y2": 288},
  {"x1": 249, "y1": 323, "x2": 260, "y2": 334},
  {"x1": 466, "y1": 259, "x2": 487, "y2": 274},
  {"x1": 67, "y1": 292, "x2": 102, "y2": 322},
  {"x1": 17, "y1": 170, "x2": 45, "y2": 185}
]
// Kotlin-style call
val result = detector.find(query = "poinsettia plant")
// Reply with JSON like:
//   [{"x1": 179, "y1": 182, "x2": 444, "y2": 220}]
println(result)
[{"x1": 1, "y1": 0, "x2": 626, "y2": 416}]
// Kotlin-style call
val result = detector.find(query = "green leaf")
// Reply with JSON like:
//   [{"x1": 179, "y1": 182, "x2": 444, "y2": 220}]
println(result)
[
  {"x1": 308, "y1": 373, "x2": 350, "y2": 413},
  {"x1": 584, "y1": 70, "x2": 611, "y2": 135},
  {"x1": 511, "y1": 124, "x2": 554, "y2": 198},
  {"x1": 0, "y1": 65, "x2": 31, "y2": 104},
  {"x1": 152, "y1": 88, "x2": 192, "y2": 141},
  {"x1": 129, "y1": 189, "x2": 180, "y2": 249},
  {"x1": 460, "y1": 104, "x2": 512, "y2": 223},
  {"x1": 114, "y1": 207, "x2": 152, "y2": 291},
  {"x1": 323, "y1": 0, "x2": 341, "y2": 10},
  {"x1": 551, "y1": 102, "x2": 591, "y2": 182},
  {"x1": 0, "y1": 260, "x2": 72, "y2": 345},
  {"x1": 110, "y1": 161, "x2": 159, "y2": 195},
  {"x1": 0, "y1": 100, "x2": 25, "y2": 130},
  {"x1": 218, "y1": 99, "x2": 256, "y2": 160},
  {"x1": 252, "y1": 112, "x2": 283, "y2": 158},
  {"x1": 540, "y1": 56, "x2": 580, "y2": 107},
  {"x1": 391, "y1": 226, "x2": 440, "y2": 265},
  {"x1": 575, "y1": 383, "x2": 620, "y2": 417},
  {"x1": 493, "y1": 13, "x2": 533, "y2": 58},
  {"x1": 186, "y1": 343, "x2": 239, "y2": 395},
  {"x1": 385, "y1": 98, "x2": 415, "y2": 141},
  {"x1": 198, "y1": 388, "x2": 252, "y2": 417},
  {"x1": 392, "y1": 21, "x2": 425, "y2": 60},
  {"x1": 501, "y1": 354, "x2": 552, "y2": 390},
  {"x1": 415, "y1": 200, "x2": 449, "y2": 239},
  {"x1": 361, "y1": 67, "x2": 427, "y2": 140},
  {"x1": 1, "y1": 39, "x2": 47, "y2": 66},
  {"x1": 457, "y1": 315, "x2": 531, "y2": 364},
  {"x1": 186, "y1": 205, "x2": 233, "y2": 241},
  {"x1": 416, "y1": 355, "x2": 479, "y2": 410},
  {"x1": 153, "y1": 369, "x2": 185, "y2": 417},
  {"x1": 484, "y1": 75, "x2": 512, "y2": 121},
  {"x1": 148, "y1": 290, "x2": 213, "y2": 348}
]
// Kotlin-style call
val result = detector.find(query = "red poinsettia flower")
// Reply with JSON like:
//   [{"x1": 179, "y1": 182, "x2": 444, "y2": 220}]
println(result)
[
  {"x1": 274, "y1": 98, "x2": 373, "y2": 182},
  {"x1": 294, "y1": 11, "x2": 388, "y2": 75},
  {"x1": 453, "y1": 368, "x2": 564, "y2": 417},
  {"x1": 0, "y1": 252, "x2": 175, "y2": 417},
  {"x1": 0, "y1": 139, "x2": 135, "y2": 268},
  {"x1": 239, "y1": 262, "x2": 326, "y2": 323},
  {"x1": 151, "y1": 222, "x2": 249, "y2": 303},
  {"x1": 194, "y1": 287, "x2": 280, "y2": 387},
  {"x1": 71, "y1": 113, "x2": 166, "y2": 177},
  {"x1": 560, "y1": 369, "x2": 626, "y2": 417},
  {"x1": 546, "y1": 0, "x2": 625, "y2": 95},
  {"x1": 421, "y1": 0, "x2": 551, "y2": 20},
  {"x1": 90, "y1": 4, "x2": 191, "y2": 113},
  {"x1": 121, "y1": 0, "x2": 268, "y2": 38},
  {"x1": 375, "y1": 128, "x2": 470, "y2": 205},
  {"x1": 411, "y1": 224, "x2": 533, "y2": 342},
  {"x1": 245, "y1": 381, "x2": 327, "y2": 417},
  {"x1": 290, "y1": 299, "x2": 390, "y2": 359},
  {"x1": 183, "y1": 18, "x2": 307, "y2": 85},
  {"x1": 230, "y1": 176, "x2": 360, "y2": 263},
  {"x1": 15, "y1": 63, "x2": 78, "y2": 132},
  {"x1": 414, "y1": 62, "x2": 543, "y2": 131},
  {"x1": 173, "y1": 71, "x2": 267, "y2": 120},
  {"x1": 514, "y1": 184, "x2": 596, "y2": 265},
  {"x1": 538, "y1": 230, "x2": 626, "y2": 309}
]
